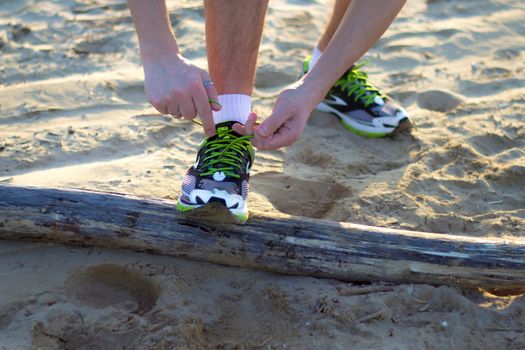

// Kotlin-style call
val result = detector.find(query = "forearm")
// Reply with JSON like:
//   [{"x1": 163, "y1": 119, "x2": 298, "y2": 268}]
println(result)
[
  {"x1": 128, "y1": 0, "x2": 179, "y2": 60},
  {"x1": 303, "y1": 0, "x2": 406, "y2": 102}
]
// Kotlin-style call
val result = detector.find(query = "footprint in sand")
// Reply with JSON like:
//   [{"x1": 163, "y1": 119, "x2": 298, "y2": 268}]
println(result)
[
  {"x1": 468, "y1": 133, "x2": 519, "y2": 156},
  {"x1": 252, "y1": 171, "x2": 351, "y2": 219},
  {"x1": 113, "y1": 80, "x2": 148, "y2": 103},
  {"x1": 255, "y1": 65, "x2": 297, "y2": 90},
  {"x1": 417, "y1": 89, "x2": 464, "y2": 113},
  {"x1": 64, "y1": 264, "x2": 160, "y2": 314}
]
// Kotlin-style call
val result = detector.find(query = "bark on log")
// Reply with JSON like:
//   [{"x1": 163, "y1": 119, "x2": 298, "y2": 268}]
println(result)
[{"x1": 0, "y1": 184, "x2": 524, "y2": 288}]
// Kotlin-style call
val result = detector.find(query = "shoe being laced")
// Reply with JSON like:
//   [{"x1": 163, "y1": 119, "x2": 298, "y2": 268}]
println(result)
[{"x1": 177, "y1": 121, "x2": 254, "y2": 223}]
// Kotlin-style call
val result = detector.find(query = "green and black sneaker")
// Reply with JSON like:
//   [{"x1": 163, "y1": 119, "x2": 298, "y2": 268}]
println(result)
[
  {"x1": 303, "y1": 57, "x2": 411, "y2": 138},
  {"x1": 177, "y1": 122, "x2": 254, "y2": 223}
]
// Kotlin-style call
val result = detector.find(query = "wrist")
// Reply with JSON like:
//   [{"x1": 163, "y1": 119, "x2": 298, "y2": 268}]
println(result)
[
  {"x1": 138, "y1": 34, "x2": 180, "y2": 62},
  {"x1": 297, "y1": 74, "x2": 327, "y2": 111}
]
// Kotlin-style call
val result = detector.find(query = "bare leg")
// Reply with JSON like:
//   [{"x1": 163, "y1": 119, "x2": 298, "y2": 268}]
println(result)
[
  {"x1": 205, "y1": 0, "x2": 269, "y2": 96},
  {"x1": 317, "y1": 0, "x2": 352, "y2": 51}
]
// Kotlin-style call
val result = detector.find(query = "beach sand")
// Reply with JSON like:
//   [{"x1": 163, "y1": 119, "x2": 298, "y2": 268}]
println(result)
[{"x1": 1, "y1": 0, "x2": 524, "y2": 348}]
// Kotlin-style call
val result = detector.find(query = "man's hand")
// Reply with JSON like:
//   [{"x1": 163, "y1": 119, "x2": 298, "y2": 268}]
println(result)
[
  {"x1": 143, "y1": 53, "x2": 221, "y2": 137},
  {"x1": 128, "y1": 0, "x2": 222, "y2": 137},
  {"x1": 253, "y1": 82, "x2": 317, "y2": 150}
]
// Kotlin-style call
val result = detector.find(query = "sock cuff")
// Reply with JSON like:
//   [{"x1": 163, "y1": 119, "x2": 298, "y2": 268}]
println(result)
[
  {"x1": 213, "y1": 94, "x2": 252, "y2": 125},
  {"x1": 308, "y1": 46, "x2": 323, "y2": 72}
]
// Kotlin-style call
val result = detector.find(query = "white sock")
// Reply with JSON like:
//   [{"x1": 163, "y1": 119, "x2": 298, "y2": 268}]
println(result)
[
  {"x1": 308, "y1": 46, "x2": 323, "y2": 72},
  {"x1": 212, "y1": 94, "x2": 251, "y2": 125}
]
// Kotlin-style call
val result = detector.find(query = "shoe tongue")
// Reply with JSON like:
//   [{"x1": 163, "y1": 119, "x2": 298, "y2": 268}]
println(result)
[
  {"x1": 214, "y1": 121, "x2": 242, "y2": 138},
  {"x1": 215, "y1": 121, "x2": 237, "y2": 130},
  {"x1": 201, "y1": 121, "x2": 240, "y2": 174}
]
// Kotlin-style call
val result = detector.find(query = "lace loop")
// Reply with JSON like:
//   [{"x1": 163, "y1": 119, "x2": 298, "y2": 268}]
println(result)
[
  {"x1": 335, "y1": 63, "x2": 386, "y2": 107},
  {"x1": 198, "y1": 127, "x2": 253, "y2": 179}
]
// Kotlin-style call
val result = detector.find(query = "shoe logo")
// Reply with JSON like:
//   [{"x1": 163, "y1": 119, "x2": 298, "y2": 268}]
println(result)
[
  {"x1": 213, "y1": 171, "x2": 226, "y2": 182},
  {"x1": 193, "y1": 156, "x2": 200, "y2": 169},
  {"x1": 245, "y1": 161, "x2": 251, "y2": 175},
  {"x1": 374, "y1": 96, "x2": 385, "y2": 106},
  {"x1": 325, "y1": 94, "x2": 348, "y2": 107}
]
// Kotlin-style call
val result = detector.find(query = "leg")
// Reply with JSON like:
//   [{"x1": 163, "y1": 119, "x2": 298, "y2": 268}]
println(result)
[
  {"x1": 205, "y1": 0, "x2": 267, "y2": 95},
  {"x1": 317, "y1": 0, "x2": 352, "y2": 51},
  {"x1": 177, "y1": 1, "x2": 267, "y2": 222},
  {"x1": 205, "y1": 0, "x2": 268, "y2": 125},
  {"x1": 307, "y1": 0, "x2": 411, "y2": 138}
]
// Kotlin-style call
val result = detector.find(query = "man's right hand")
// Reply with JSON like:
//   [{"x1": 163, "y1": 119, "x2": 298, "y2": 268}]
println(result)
[{"x1": 142, "y1": 53, "x2": 221, "y2": 137}]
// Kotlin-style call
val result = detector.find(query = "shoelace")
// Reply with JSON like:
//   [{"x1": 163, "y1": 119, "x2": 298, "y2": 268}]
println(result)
[
  {"x1": 192, "y1": 121, "x2": 253, "y2": 178},
  {"x1": 335, "y1": 63, "x2": 386, "y2": 107}
]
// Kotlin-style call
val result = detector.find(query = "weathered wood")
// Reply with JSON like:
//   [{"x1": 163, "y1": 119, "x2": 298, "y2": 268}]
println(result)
[{"x1": 0, "y1": 184, "x2": 524, "y2": 288}]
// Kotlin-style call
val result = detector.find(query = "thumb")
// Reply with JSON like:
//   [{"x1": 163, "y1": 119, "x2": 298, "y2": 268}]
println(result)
[{"x1": 258, "y1": 105, "x2": 286, "y2": 137}]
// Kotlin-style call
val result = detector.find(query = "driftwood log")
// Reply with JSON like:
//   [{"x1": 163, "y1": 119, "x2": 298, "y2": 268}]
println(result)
[{"x1": 0, "y1": 184, "x2": 524, "y2": 288}]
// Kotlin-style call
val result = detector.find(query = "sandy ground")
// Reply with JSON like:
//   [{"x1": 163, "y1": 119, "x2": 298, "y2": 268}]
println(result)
[{"x1": 1, "y1": 0, "x2": 525, "y2": 348}]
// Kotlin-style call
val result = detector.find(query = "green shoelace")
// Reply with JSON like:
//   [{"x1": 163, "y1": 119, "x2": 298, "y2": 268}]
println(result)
[
  {"x1": 335, "y1": 63, "x2": 386, "y2": 107},
  {"x1": 192, "y1": 121, "x2": 253, "y2": 178}
]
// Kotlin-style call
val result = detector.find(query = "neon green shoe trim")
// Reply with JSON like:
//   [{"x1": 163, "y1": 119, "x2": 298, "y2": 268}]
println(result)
[
  {"x1": 303, "y1": 56, "x2": 311, "y2": 74},
  {"x1": 232, "y1": 212, "x2": 249, "y2": 224},
  {"x1": 339, "y1": 119, "x2": 390, "y2": 138},
  {"x1": 176, "y1": 201, "x2": 200, "y2": 212},
  {"x1": 176, "y1": 201, "x2": 249, "y2": 223}
]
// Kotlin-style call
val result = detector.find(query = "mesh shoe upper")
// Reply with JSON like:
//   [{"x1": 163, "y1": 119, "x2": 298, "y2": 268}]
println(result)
[
  {"x1": 304, "y1": 57, "x2": 410, "y2": 135},
  {"x1": 179, "y1": 122, "x2": 254, "y2": 210}
]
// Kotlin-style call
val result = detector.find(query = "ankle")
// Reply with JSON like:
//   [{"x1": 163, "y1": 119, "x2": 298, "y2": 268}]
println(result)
[{"x1": 212, "y1": 94, "x2": 251, "y2": 125}]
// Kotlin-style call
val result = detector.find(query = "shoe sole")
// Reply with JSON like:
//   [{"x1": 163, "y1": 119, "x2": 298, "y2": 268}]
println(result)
[
  {"x1": 316, "y1": 102, "x2": 411, "y2": 138},
  {"x1": 176, "y1": 198, "x2": 249, "y2": 224}
]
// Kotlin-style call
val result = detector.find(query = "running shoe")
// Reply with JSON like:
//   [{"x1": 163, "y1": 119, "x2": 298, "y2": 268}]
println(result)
[
  {"x1": 176, "y1": 121, "x2": 254, "y2": 223},
  {"x1": 303, "y1": 57, "x2": 411, "y2": 138}
]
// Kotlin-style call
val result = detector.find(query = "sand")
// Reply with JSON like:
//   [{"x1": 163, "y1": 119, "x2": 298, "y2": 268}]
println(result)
[{"x1": 1, "y1": 0, "x2": 524, "y2": 348}]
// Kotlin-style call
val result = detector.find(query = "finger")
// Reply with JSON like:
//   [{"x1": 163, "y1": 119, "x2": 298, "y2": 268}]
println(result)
[
  {"x1": 202, "y1": 71, "x2": 221, "y2": 112},
  {"x1": 180, "y1": 100, "x2": 197, "y2": 120},
  {"x1": 271, "y1": 127, "x2": 295, "y2": 149},
  {"x1": 193, "y1": 93, "x2": 215, "y2": 137},
  {"x1": 251, "y1": 134, "x2": 264, "y2": 149},
  {"x1": 245, "y1": 112, "x2": 257, "y2": 130},
  {"x1": 257, "y1": 105, "x2": 287, "y2": 137},
  {"x1": 259, "y1": 133, "x2": 289, "y2": 150},
  {"x1": 166, "y1": 103, "x2": 182, "y2": 119},
  {"x1": 150, "y1": 100, "x2": 168, "y2": 115},
  {"x1": 233, "y1": 112, "x2": 257, "y2": 136},
  {"x1": 257, "y1": 123, "x2": 297, "y2": 150},
  {"x1": 232, "y1": 123, "x2": 246, "y2": 135}
]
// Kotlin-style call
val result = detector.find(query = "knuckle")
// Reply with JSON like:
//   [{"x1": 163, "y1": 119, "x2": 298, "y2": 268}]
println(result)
[
  {"x1": 287, "y1": 104, "x2": 299, "y2": 114},
  {"x1": 187, "y1": 82, "x2": 201, "y2": 94},
  {"x1": 169, "y1": 90, "x2": 183, "y2": 100}
]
